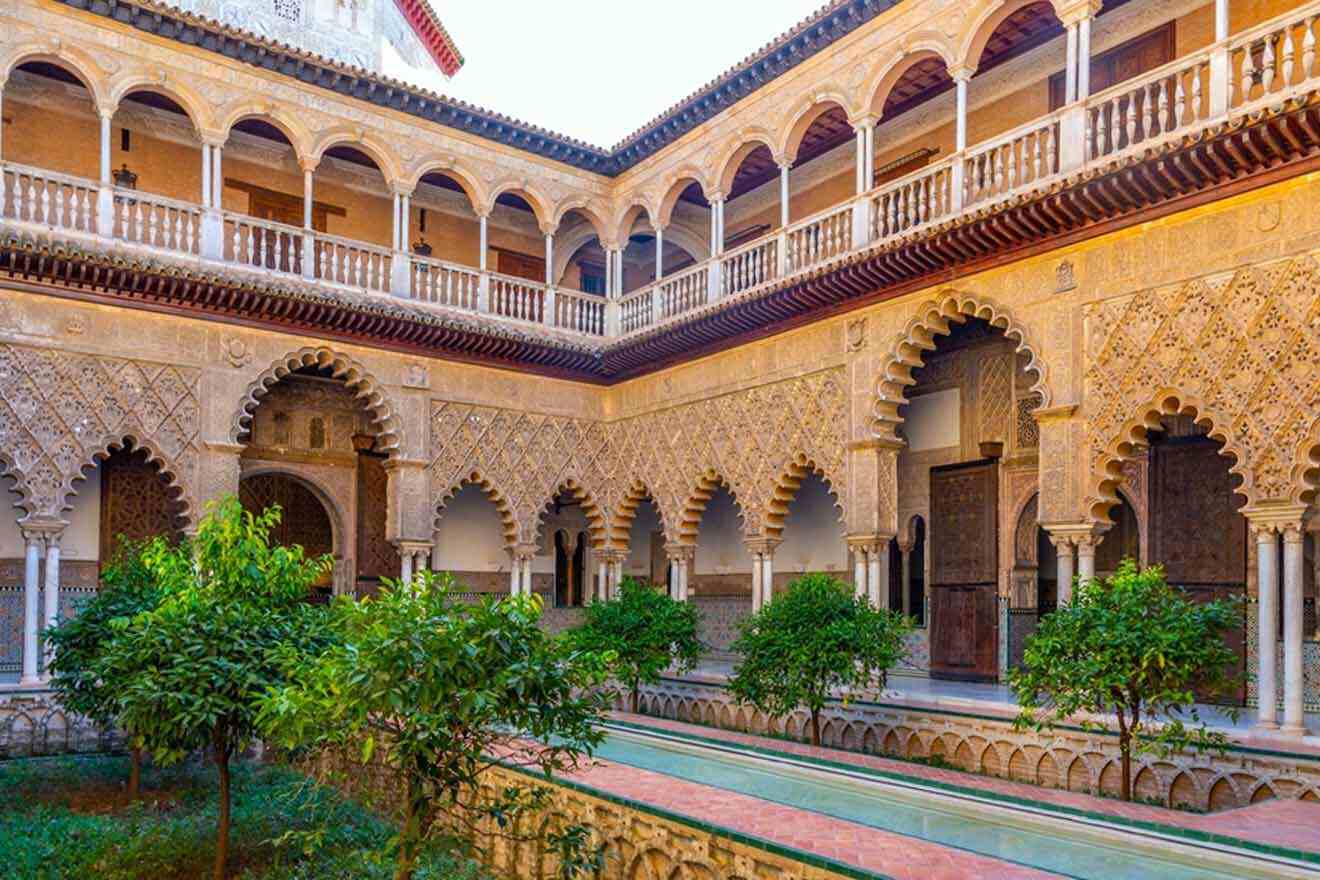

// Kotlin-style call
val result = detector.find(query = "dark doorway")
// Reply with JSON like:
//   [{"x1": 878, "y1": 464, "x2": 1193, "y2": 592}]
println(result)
[{"x1": 929, "y1": 460, "x2": 1000, "y2": 682}]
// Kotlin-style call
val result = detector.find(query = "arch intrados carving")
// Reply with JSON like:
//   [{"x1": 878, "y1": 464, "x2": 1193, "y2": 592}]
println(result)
[
  {"x1": 656, "y1": 174, "x2": 709, "y2": 230},
  {"x1": 238, "y1": 465, "x2": 345, "y2": 557},
  {"x1": 873, "y1": 292, "x2": 1050, "y2": 441},
  {"x1": 609, "y1": 480, "x2": 667, "y2": 551},
  {"x1": 108, "y1": 74, "x2": 212, "y2": 132},
  {"x1": 434, "y1": 473, "x2": 519, "y2": 545},
  {"x1": 676, "y1": 470, "x2": 745, "y2": 544},
  {"x1": 1087, "y1": 391, "x2": 1247, "y2": 524},
  {"x1": 714, "y1": 133, "x2": 778, "y2": 196},
  {"x1": 865, "y1": 44, "x2": 954, "y2": 117},
  {"x1": 57, "y1": 434, "x2": 193, "y2": 528},
  {"x1": 958, "y1": 0, "x2": 1061, "y2": 74},
  {"x1": 1289, "y1": 415, "x2": 1320, "y2": 506},
  {"x1": 405, "y1": 159, "x2": 486, "y2": 212},
  {"x1": 308, "y1": 129, "x2": 401, "y2": 184},
  {"x1": 779, "y1": 97, "x2": 853, "y2": 166},
  {"x1": 231, "y1": 347, "x2": 402, "y2": 455},
  {"x1": 533, "y1": 478, "x2": 607, "y2": 549},
  {"x1": 218, "y1": 106, "x2": 310, "y2": 159},
  {"x1": 3, "y1": 44, "x2": 109, "y2": 109},
  {"x1": 763, "y1": 454, "x2": 845, "y2": 541}
]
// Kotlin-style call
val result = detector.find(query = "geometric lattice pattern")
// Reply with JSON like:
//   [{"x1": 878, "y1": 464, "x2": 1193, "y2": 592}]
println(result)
[
  {"x1": 0, "y1": 343, "x2": 200, "y2": 522},
  {"x1": 429, "y1": 368, "x2": 848, "y2": 546},
  {"x1": 1083, "y1": 255, "x2": 1320, "y2": 517}
]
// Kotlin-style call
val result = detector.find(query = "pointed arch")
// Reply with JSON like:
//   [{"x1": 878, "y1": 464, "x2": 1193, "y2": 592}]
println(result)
[
  {"x1": 433, "y1": 473, "x2": 519, "y2": 546},
  {"x1": 402, "y1": 156, "x2": 487, "y2": 212},
  {"x1": 56, "y1": 434, "x2": 193, "y2": 529},
  {"x1": 609, "y1": 480, "x2": 668, "y2": 551},
  {"x1": 106, "y1": 71, "x2": 214, "y2": 132},
  {"x1": 778, "y1": 96, "x2": 854, "y2": 165},
  {"x1": 231, "y1": 347, "x2": 403, "y2": 455},
  {"x1": 864, "y1": 43, "x2": 956, "y2": 117},
  {"x1": 0, "y1": 42, "x2": 111, "y2": 111},
  {"x1": 872, "y1": 290, "x2": 1051, "y2": 442},
  {"x1": 1086, "y1": 391, "x2": 1250, "y2": 525},
  {"x1": 714, "y1": 131, "x2": 779, "y2": 196},
  {"x1": 762, "y1": 454, "x2": 846, "y2": 541},
  {"x1": 532, "y1": 478, "x2": 608, "y2": 549},
  {"x1": 307, "y1": 127, "x2": 403, "y2": 185},
  {"x1": 676, "y1": 470, "x2": 746, "y2": 544}
]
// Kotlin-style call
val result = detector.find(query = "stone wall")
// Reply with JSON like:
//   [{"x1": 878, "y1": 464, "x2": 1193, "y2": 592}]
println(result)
[
  {"x1": 636, "y1": 677, "x2": 1320, "y2": 812},
  {"x1": 0, "y1": 689, "x2": 117, "y2": 758}
]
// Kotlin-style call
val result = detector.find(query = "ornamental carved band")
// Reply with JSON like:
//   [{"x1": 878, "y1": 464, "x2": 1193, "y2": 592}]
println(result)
[
  {"x1": 1084, "y1": 255, "x2": 1320, "y2": 521},
  {"x1": 428, "y1": 369, "x2": 848, "y2": 548},
  {"x1": 0, "y1": 343, "x2": 200, "y2": 522}
]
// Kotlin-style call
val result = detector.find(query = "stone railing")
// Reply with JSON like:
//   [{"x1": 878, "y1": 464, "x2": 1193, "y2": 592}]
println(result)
[{"x1": 2, "y1": 3, "x2": 1318, "y2": 347}]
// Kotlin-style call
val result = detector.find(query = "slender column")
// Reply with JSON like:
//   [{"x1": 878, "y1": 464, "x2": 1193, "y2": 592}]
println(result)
[
  {"x1": 853, "y1": 546, "x2": 867, "y2": 600},
  {"x1": 1282, "y1": 525, "x2": 1307, "y2": 735},
  {"x1": 1255, "y1": 524, "x2": 1279, "y2": 729},
  {"x1": 99, "y1": 113, "x2": 113, "y2": 185},
  {"x1": 1076, "y1": 535, "x2": 1097, "y2": 582},
  {"x1": 750, "y1": 552, "x2": 764, "y2": 612},
  {"x1": 399, "y1": 548, "x2": 413, "y2": 588},
  {"x1": 598, "y1": 560, "x2": 608, "y2": 601},
  {"x1": 612, "y1": 559, "x2": 624, "y2": 594},
  {"x1": 654, "y1": 225, "x2": 664, "y2": 282},
  {"x1": 509, "y1": 562, "x2": 519, "y2": 595},
  {"x1": 521, "y1": 557, "x2": 533, "y2": 597},
  {"x1": 20, "y1": 531, "x2": 42, "y2": 686},
  {"x1": 854, "y1": 127, "x2": 867, "y2": 194},
  {"x1": 201, "y1": 142, "x2": 212, "y2": 208},
  {"x1": 669, "y1": 558, "x2": 679, "y2": 598},
  {"x1": 868, "y1": 543, "x2": 885, "y2": 608},
  {"x1": 1077, "y1": 16, "x2": 1093, "y2": 100},
  {"x1": 212, "y1": 144, "x2": 222, "y2": 205},
  {"x1": 900, "y1": 545, "x2": 913, "y2": 617},
  {"x1": 604, "y1": 247, "x2": 614, "y2": 298},
  {"x1": 1053, "y1": 536, "x2": 1076, "y2": 604},
  {"x1": 709, "y1": 202, "x2": 721, "y2": 255},
  {"x1": 391, "y1": 193, "x2": 401, "y2": 251},
  {"x1": 544, "y1": 232, "x2": 554, "y2": 286},
  {"x1": 864, "y1": 122, "x2": 875, "y2": 187},
  {"x1": 41, "y1": 533, "x2": 61, "y2": 679},
  {"x1": 1065, "y1": 22, "x2": 1079, "y2": 104},
  {"x1": 97, "y1": 111, "x2": 114, "y2": 234},
  {"x1": 679, "y1": 557, "x2": 689, "y2": 601},
  {"x1": 1215, "y1": 0, "x2": 1229, "y2": 41},
  {"x1": 954, "y1": 76, "x2": 970, "y2": 152},
  {"x1": 716, "y1": 200, "x2": 726, "y2": 254},
  {"x1": 778, "y1": 163, "x2": 790, "y2": 228},
  {"x1": 0, "y1": 86, "x2": 4, "y2": 160},
  {"x1": 761, "y1": 551, "x2": 774, "y2": 606},
  {"x1": 478, "y1": 214, "x2": 489, "y2": 271},
  {"x1": 615, "y1": 249, "x2": 624, "y2": 296}
]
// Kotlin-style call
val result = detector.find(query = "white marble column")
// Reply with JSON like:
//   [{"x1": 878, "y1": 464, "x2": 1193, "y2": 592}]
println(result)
[
  {"x1": 20, "y1": 531, "x2": 42, "y2": 687},
  {"x1": 1065, "y1": 22, "x2": 1079, "y2": 104},
  {"x1": 544, "y1": 232, "x2": 554, "y2": 286},
  {"x1": 211, "y1": 144, "x2": 222, "y2": 205},
  {"x1": 854, "y1": 127, "x2": 867, "y2": 194},
  {"x1": 853, "y1": 546, "x2": 867, "y2": 601},
  {"x1": 41, "y1": 532, "x2": 61, "y2": 679},
  {"x1": 654, "y1": 225, "x2": 664, "y2": 282},
  {"x1": 1076, "y1": 535, "x2": 1097, "y2": 583},
  {"x1": 869, "y1": 542, "x2": 886, "y2": 608},
  {"x1": 778, "y1": 164, "x2": 790, "y2": 228},
  {"x1": 900, "y1": 544, "x2": 913, "y2": 617},
  {"x1": 509, "y1": 554, "x2": 520, "y2": 595},
  {"x1": 1077, "y1": 16, "x2": 1093, "y2": 100},
  {"x1": 201, "y1": 142, "x2": 212, "y2": 207},
  {"x1": 478, "y1": 214, "x2": 489, "y2": 271},
  {"x1": 1282, "y1": 525, "x2": 1307, "y2": 735},
  {"x1": 750, "y1": 552, "x2": 764, "y2": 612},
  {"x1": 399, "y1": 550, "x2": 413, "y2": 589},
  {"x1": 1215, "y1": 0, "x2": 1229, "y2": 41},
  {"x1": 597, "y1": 560, "x2": 609, "y2": 601},
  {"x1": 954, "y1": 75, "x2": 970, "y2": 152},
  {"x1": 761, "y1": 550, "x2": 774, "y2": 607},
  {"x1": 522, "y1": 557, "x2": 533, "y2": 596},
  {"x1": 1255, "y1": 524, "x2": 1279, "y2": 730},
  {"x1": 1053, "y1": 536, "x2": 1076, "y2": 605}
]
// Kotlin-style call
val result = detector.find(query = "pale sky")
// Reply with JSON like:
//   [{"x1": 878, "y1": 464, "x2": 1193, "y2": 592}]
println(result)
[{"x1": 431, "y1": 1, "x2": 825, "y2": 150}]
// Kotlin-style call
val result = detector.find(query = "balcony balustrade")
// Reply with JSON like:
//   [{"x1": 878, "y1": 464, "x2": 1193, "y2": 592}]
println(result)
[{"x1": 1, "y1": 2, "x2": 1317, "y2": 345}]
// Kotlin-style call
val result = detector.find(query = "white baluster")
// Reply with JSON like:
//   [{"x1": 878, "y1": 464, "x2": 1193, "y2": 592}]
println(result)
[
  {"x1": 1304, "y1": 17, "x2": 1317, "y2": 80},
  {"x1": 1282, "y1": 25, "x2": 1297, "y2": 86},
  {"x1": 1262, "y1": 35, "x2": 1277, "y2": 93},
  {"x1": 1192, "y1": 62, "x2": 1205, "y2": 121},
  {"x1": 1240, "y1": 41, "x2": 1257, "y2": 103}
]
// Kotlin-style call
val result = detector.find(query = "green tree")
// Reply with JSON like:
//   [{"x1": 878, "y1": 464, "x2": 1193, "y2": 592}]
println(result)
[
  {"x1": 567, "y1": 577, "x2": 703, "y2": 713},
  {"x1": 1010, "y1": 559, "x2": 1240, "y2": 802},
  {"x1": 100, "y1": 497, "x2": 333, "y2": 880},
  {"x1": 728, "y1": 573, "x2": 912, "y2": 746},
  {"x1": 260, "y1": 570, "x2": 613, "y2": 880},
  {"x1": 46, "y1": 538, "x2": 163, "y2": 800}
]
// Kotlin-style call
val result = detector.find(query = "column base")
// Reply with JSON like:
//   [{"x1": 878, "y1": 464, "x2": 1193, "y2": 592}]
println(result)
[
  {"x1": 1279, "y1": 724, "x2": 1310, "y2": 738},
  {"x1": 18, "y1": 676, "x2": 45, "y2": 689},
  {"x1": 1251, "y1": 719, "x2": 1280, "y2": 733}
]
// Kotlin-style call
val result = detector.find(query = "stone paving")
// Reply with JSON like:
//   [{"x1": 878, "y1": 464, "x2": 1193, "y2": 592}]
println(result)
[{"x1": 610, "y1": 711, "x2": 1320, "y2": 858}]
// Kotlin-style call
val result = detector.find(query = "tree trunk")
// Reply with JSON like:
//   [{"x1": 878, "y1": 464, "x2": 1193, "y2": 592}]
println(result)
[
  {"x1": 394, "y1": 777, "x2": 421, "y2": 880},
  {"x1": 1120, "y1": 733, "x2": 1132, "y2": 802},
  {"x1": 811, "y1": 709, "x2": 821, "y2": 747},
  {"x1": 631, "y1": 683, "x2": 640, "y2": 715},
  {"x1": 213, "y1": 732, "x2": 231, "y2": 880},
  {"x1": 128, "y1": 744, "x2": 142, "y2": 802}
]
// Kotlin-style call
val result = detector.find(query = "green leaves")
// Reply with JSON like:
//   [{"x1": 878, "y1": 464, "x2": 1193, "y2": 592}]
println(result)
[
  {"x1": 565, "y1": 577, "x2": 702, "y2": 710},
  {"x1": 1009, "y1": 559, "x2": 1241, "y2": 800},
  {"x1": 728, "y1": 573, "x2": 912, "y2": 745}
]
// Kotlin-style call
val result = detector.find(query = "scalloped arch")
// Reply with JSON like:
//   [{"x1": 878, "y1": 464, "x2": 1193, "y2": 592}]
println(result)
[
  {"x1": 531, "y1": 478, "x2": 608, "y2": 549},
  {"x1": 872, "y1": 291, "x2": 1051, "y2": 442},
  {"x1": 1085, "y1": 391, "x2": 1249, "y2": 524},
  {"x1": 231, "y1": 348, "x2": 402, "y2": 455},
  {"x1": 433, "y1": 473, "x2": 519, "y2": 546},
  {"x1": 56, "y1": 434, "x2": 194, "y2": 528},
  {"x1": 1291, "y1": 414, "x2": 1320, "y2": 506},
  {"x1": 675, "y1": 470, "x2": 748, "y2": 544},
  {"x1": 608, "y1": 480, "x2": 668, "y2": 551},
  {"x1": 762, "y1": 454, "x2": 846, "y2": 542}
]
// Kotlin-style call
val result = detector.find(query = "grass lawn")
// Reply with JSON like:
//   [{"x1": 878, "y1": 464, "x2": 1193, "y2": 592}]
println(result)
[{"x1": 0, "y1": 754, "x2": 484, "y2": 879}]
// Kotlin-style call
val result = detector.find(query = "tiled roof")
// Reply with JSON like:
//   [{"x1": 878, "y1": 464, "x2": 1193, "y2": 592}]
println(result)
[{"x1": 394, "y1": 0, "x2": 464, "y2": 77}]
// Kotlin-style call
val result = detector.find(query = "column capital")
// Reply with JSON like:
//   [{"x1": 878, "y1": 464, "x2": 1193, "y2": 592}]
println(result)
[
  {"x1": 664, "y1": 543, "x2": 696, "y2": 564},
  {"x1": 707, "y1": 191, "x2": 726, "y2": 205},
  {"x1": 948, "y1": 63, "x2": 977, "y2": 83},
  {"x1": 381, "y1": 456, "x2": 430, "y2": 473},
  {"x1": 394, "y1": 538, "x2": 433, "y2": 556},
  {"x1": 539, "y1": 220, "x2": 559, "y2": 237},
  {"x1": 1041, "y1": 522, "x2": 1105, "y2": 546},
  {"x1": 1243, "y1": 504, "x2": 1309, "y2": 534},
  {"x1": 390, "y1": 182, "x2": 415, "y2": 198},
  {"x1": 20, "y1": 520, "x2": 67, "y2": 542},
  {"x1": 1055, "y1": 0, "x2": 1102, "y2": 28},
  {"x1": 896, "y1": 538, "x2": 916, "y2": 554},
  {"x1": 510, "y1": 541, "x2": 539, "y2": 562},
  {"x1": 597, "y1": 546, "x2": 628, "y2": 565},
  {"x1": 847, "y1": 112, "x2": 880, "y2": 131},
  {"x1": 847, "y1": 533, "x2": 892, "y2": 554},
  {"x1": 199, "y1": 130, "x2": 228, "y2": 149},
  {"x1": 744, "y1": 537, "x2": 782, "y2": 557}
]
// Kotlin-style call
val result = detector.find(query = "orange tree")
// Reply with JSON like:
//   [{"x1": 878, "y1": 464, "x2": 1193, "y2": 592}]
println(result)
[{"x1": 1010, "y1": 560, "x2": 1240, "y2": 802}]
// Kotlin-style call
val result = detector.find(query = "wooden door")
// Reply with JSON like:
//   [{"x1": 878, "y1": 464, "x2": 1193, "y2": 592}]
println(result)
[
  {"x1": 1150, "y1": 436, "x2": 1247, "y2": 705},
  {"x1": 99, "y1": 447, "x2": 181, "y2": 563},
  {"x1": 929, "y1": 461, "x2": 999, "y2": 681}
]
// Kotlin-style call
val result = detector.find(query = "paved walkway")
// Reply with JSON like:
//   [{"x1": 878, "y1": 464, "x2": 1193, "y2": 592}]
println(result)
[{"x1": 609, "y1": 711, "x2": 1320, "y2": 858}]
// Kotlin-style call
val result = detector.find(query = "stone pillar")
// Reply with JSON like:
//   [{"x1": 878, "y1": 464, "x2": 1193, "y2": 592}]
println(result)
[
  {"x1": 1050, "y1": 535, "x2": 1076, "y2": 604},
  {"x1": 399, "y1": 547, "x2": 413, "y2": 588},
  {"x1": 762, "y1": 551, "x2": 774, "y2": 606},
  {"x1": 1075, "y1": 533, "x2": 1097, "y2": 583},
  {"x1": 478, "y1": 214, "x2": 489, "y2": 271},
  {"x1": 1282, "y1": 523, "x2": 1307, "y2": 735},
  {"x1": 654, "y1": 224, "x2": 664, "y2": 282},
  {"x1": 1065, "y1": 22, "x2": 1079, "y2": 103},
  {"x1": 97, "y1": 110, "x2": 115, "y2": 236},
  {"x1": 778, "y1": 163, "x2": 790, "y2": 228},
  {"x1": 1215, "y1": 0, "x2": 1229, "y2": 41},
  {"x1": 42, "y1": 530, "x2": 62, "y2": 680},
  {"x1": 954, "y1": 74, "x2": 970, "y2": 152},
  {"x1": 20, "y1": 529, "x2": 42, "y2": 687},
  {"x1": 201, "y1": 142, "x2": 212, "y2": 207},
  {"x1": 899, "y1": 540, "x2": 914, "y2": 618},
  {"x1": 851, "y1": 542, "x2": 867, "y2": 601},
  {"x1": 544, "y1": 231, "x2": 555, "y2": 286},
  {"x1": 667, "y1": 546, "x2": 694, "y2": 602},
  {"x1": 1254, "y1": 522, "x2": 1280, "y2": 730},
  {"x1": 1077, "y1": 15, "x2": 1093, "y2": 100},
  {"x1": 750, "y1": 551, "x2": 763, "y2": 612},
  {"x1": 868, "y1": 541, "x2": 887, "y2": 608}
]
